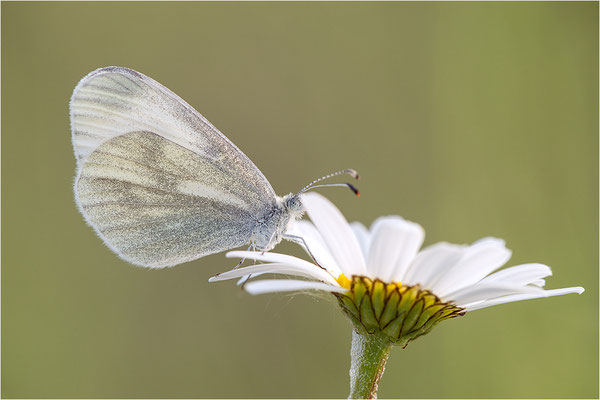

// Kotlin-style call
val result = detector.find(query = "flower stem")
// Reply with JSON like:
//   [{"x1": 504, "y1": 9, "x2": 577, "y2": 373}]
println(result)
[{"x1": 348, "y1": 330, "x2": 393, "y2": 399}]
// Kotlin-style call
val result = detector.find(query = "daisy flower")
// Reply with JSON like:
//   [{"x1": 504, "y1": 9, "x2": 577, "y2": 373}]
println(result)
[
  {"x1": 210, "y1": 192, "x2": 583, "y2": 398},
  {"x1": 211, "y1": 192, "x2": 583, "y2": 333}
]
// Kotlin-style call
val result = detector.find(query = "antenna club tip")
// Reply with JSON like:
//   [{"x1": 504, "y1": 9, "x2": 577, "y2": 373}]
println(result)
[
  {"x1": 347, "y1": 183, "x2": 360, "y2": 197},
  {"x1": 346, "y1": 169, "x2": 360, "y2": 180}
]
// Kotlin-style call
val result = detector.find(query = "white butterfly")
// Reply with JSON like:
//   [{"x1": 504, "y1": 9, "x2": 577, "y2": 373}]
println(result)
[{"x1": 71, "y1": 67, "x2": 359, "y2": 268}]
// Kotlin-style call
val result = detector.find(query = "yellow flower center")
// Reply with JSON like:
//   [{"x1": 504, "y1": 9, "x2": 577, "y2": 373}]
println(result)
[{"x1": 336, "y1": 273, "x2": 352, "y2": 289}]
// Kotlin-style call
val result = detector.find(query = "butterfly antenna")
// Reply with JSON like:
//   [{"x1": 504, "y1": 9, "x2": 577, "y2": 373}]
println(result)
[
  {"x1": 298, "y1": 168, "x2": 360, "y2": 197},
  {"x1": 305, "y1": 183, "x2": 360, "y2": 196}
]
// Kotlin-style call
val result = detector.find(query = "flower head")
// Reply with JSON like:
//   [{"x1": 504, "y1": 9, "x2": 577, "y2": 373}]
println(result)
[{"x1": 210, "y1": 193, "x2": 583, "y2": 346}]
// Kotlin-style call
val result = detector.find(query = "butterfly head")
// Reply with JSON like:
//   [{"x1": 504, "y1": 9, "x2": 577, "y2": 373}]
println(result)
[{"x1": 282, "y1": 192, "x2": 304, "y2": 215}]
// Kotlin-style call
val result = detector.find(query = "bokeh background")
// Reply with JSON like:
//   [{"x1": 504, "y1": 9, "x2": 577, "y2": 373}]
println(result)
[{"x1": 2, "y1": 2, "x2": 598, "y2": 398}]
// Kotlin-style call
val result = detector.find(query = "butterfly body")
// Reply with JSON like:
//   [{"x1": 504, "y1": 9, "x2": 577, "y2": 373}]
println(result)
[{"x1": 250, "y1": 193, "x2": 304, "y2": 251}]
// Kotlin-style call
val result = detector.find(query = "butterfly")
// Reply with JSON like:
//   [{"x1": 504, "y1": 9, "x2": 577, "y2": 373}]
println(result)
[{"x1": 71, "y1": 67, "x2": 359, "y2": 268}]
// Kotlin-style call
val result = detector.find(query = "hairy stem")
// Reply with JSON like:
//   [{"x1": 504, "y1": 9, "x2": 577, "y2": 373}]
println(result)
[{"x1": 348, "y1": 330, "x2": 392, "y2": 399}]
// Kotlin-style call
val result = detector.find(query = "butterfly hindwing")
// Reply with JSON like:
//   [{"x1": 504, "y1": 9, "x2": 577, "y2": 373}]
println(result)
[{"x1": 76, "y1": 131, "x2": 264, "y2": 268}]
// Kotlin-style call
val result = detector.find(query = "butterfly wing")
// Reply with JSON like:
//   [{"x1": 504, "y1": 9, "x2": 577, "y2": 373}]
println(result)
[
  {"x1": 70, "y1": 66, "x2": 276, "y2": 203},
  {"x1": 70, "y1": 67, "x2": 277, "y2": 267},
  {"x1": 76, "y1": 131, "x2": 266, "y2": 268}
]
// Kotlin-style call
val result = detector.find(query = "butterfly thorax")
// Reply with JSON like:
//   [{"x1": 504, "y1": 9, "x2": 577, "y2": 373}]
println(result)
[{"x1": 251, "y1": 193, "x2": 305, "y2": 251}]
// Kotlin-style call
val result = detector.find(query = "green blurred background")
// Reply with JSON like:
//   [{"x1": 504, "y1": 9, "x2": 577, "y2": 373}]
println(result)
[{"x1": 2, "y1": 2, "x2": 597, "y2": 398}]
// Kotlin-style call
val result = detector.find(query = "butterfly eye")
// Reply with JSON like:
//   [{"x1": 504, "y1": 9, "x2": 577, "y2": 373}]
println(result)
[{"x1": 284, "y1": 196, "x2": 303, "y2": 212}]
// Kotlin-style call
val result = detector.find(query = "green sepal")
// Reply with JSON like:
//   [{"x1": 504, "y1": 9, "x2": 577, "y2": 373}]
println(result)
[
  {"x1": 352, "y1": 276, "x2": 367, "y2": 307},
  {"x1": 359, "y1": 295, "x2": 379, "y2": 333},
  {"x1": 335, "y1": 276, "x2": 465, "y2": 347},
  {"x1": 340, "y1": 294, "x2": 360, "y2": 319},
  {"x1": 422, "y1": 293, "x2": 438, "y2": 308},
  {"x1": 401, "y1": 298, "x2": 425, "y2": 336},
  {"x1": 397, "y1": 285, "x2": 420, "y2": 316},
  {"x1": 371, "y1": 280, "x2": 386, "y2": 320},
  {"x1": 379, "y1": 290, "x2": 400, "y2": 328},
  {"x1": 414, "y1": 304, "x2": 445, "y2": 330},
  {"x1": 336, "y1": 294, "x2": 366, "y2": 334},
  {"x1": 382, "y1": 311, "x2": 405, "y2": 339}
]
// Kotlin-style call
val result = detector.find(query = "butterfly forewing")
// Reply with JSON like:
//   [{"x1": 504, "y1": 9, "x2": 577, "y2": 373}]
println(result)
[
  {"x1": 70, "y1": 66, "x2": 276, "y2": 204},
  {"x1": 76, "y1": 131, "x2": 262, "y2": 268}
]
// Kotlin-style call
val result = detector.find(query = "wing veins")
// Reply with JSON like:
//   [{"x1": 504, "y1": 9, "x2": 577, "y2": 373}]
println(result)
[{"x1": 72, "y1": 103, "x2": 170, "y2": 138}]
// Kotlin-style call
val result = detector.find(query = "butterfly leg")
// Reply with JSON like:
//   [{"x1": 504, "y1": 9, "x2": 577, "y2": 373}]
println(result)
[
  {"x1": 283, "y1": 234, "x2": 325, "y2": 270},
  {"x1": 210, "y1": 244, "x2": 251, "y2": 283},
  {"x1": 237, "y1": 244, "x2": 256, "y2": 287},
  {"x1": 229, "y1": 244, "x2": 252, "y2": 271}
]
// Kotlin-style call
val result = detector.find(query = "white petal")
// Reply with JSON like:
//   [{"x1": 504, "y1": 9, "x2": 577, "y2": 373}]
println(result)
[
  {"x1": 209, "y1": 263, "x2": 339, "y2": 286},
  {"x1": 226, "y1": 251, "x2": 337, "y2": 283},
  {"x1": 227, "y1": 250, "x2": 316, "y2": 269},
  {"x1": 402, "y1": 242, "x2": 466, "y2": 289},
  {"x1": 287, "y1": 220, "x2": 342, "y2": 277},
  {"x1": 431, "y1": 238, "x2": 512, "y2": 298},
  {"x1": 301, "y1": 192, "x2": 367, "y2": 276},
  {"x1": 473, "y1": 237, "x2": 506, "y2": 247},
  {"x1": 479, "y1": 263, "x2": 552, "y2": 286},
  {"x1": 464, "y1": 287, "x2": 585, "y2": 311},
  {"x1": 350, "y1": 221, "x2": 371, "y2": 258},
  {"x1": 366, "y1": 216, "x2": 425, "y2": 283},
  {"x1": 445, "y1": 283, "x2": 542, "y2": 306},
  {"x1": 243, "y1": 279, "x2": 347, "y2": 295},
  {"x1": 530, "y1": 279, "x2": 546, "y2": 287}
]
